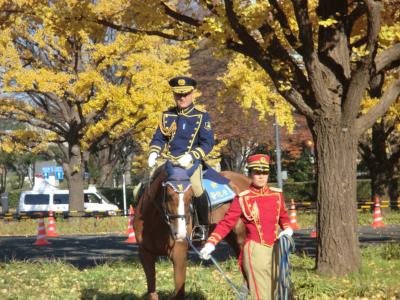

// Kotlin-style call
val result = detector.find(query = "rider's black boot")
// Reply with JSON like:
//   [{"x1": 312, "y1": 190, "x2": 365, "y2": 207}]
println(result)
[{"x1": 192, "y1": 192, "x2": 210, "y2": 241}]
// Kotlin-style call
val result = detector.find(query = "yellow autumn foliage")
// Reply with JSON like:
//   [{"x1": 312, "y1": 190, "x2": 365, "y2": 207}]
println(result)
[
  {"x1": 219, "y1": 54, "x2": 295, "y2": 132},
  {"x1": 0, "y1": 0, "x2": 190, "y2": 169}
]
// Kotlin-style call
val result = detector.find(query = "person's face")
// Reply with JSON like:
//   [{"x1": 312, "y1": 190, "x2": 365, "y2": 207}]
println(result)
[
  {"x1": 250, "y1": 169, "x2": 269, "y2": 188},
  {"x1": 174, "y1": 91, "x2": 194, "y2": 109}
]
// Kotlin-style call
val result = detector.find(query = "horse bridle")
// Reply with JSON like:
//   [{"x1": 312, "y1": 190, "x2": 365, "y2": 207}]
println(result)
[{"x1": 161, "y1": 181, "x2": 192, "y2": 227}]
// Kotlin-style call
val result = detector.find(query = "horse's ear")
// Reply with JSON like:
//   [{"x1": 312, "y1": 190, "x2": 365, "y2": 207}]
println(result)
[{"x1": 165, "y1": 160, "x2": 174, "y2": 177}]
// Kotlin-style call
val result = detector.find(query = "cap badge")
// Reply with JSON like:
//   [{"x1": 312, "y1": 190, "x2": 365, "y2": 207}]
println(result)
[
  {"x1": 178, "y1": 79, "x2": 186, "y2": 86},
  {"x1": 260, "y1": 157, "x2": 266, "y2": 163}
]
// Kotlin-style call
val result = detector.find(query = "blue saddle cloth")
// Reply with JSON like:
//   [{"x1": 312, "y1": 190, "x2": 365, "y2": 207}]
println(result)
[
  {"x1": 169, "y1": 160, "x2": 236, "y2": 206},
  {"x1": 202, "y1": 178, "x2": 236, "y2": 207},
  {"x1": 202, "y1": 168, "x2": 236, "y2": 207}
]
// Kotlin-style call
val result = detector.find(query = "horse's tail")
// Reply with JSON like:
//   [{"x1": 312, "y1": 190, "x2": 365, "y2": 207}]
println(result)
[{"x1": 133, "y1": 182, "x2": 145, "y2": 205}]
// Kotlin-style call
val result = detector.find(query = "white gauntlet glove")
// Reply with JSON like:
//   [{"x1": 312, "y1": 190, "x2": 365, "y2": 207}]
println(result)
[
  {"x1": 278, "y1": 227, "x2": 293, "y2": 239},
  {"x1": 199, "y1": 242, "x2": 215, "y2": 260},
  {"x1": 178, "y1": 153, "x2": 192, "y2": 168},
  {"x1": 148, "y1": 152, "x2": 158, "y2": 168}
]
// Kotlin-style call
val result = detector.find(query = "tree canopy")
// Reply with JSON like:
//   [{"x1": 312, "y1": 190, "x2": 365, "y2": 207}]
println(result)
[
  {"x1": 0, "y1": 1, "x2": 191, "y2": 210},
  {"x1": 88, "y1": 0, "x2": 400, "y2": 276}
]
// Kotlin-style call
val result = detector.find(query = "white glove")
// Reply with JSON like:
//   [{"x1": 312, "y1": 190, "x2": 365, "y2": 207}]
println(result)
[
  {"x1": 178, "y1": 153, "x2": 192, "y2": 168},
  {"x1": 278, "y1": 227, "x2": 294, "y2": 239},
  {"x1": 199, "y1": 242, "x2": 215, "y2": 260},
  {"x1": 148, "y1": 152, "x2": 158, "y2": 168}
]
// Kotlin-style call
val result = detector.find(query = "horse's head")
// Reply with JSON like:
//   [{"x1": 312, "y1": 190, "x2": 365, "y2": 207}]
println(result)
[{"x1": 162, "y1": 161, "x2": 195, "y2": 240}]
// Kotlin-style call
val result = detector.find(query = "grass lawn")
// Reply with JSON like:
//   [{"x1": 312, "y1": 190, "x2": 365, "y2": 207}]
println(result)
[
  {"x1": 0, "y1": 211, "x2": 399, "y2": 237},
  {"x1": 0, "y1": 244, "x2": 399, "y2": 299},
  {"x1": 0, "y1": 211, "x2": 399, "y2": 299}
]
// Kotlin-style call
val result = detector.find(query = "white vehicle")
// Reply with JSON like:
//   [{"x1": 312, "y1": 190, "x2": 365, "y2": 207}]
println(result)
[{"x1": 17, "y1": 185, "x2": 119, "y2": 214}]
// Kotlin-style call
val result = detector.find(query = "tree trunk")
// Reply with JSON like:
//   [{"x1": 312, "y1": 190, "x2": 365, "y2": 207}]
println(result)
[
  {"x1": 18, "y1": 173, "x2": 25, "y2": 189},
  {"x1": 64, "y1": 144, "x2": 84, "y2": 212},
  {"x1": 0, "y1": 166, "x2": 6, "y2": 194},
  {"x1": 370, "y1": 170, "x2": 390, "y2": 202},
  {"x1": 98, "y1": 163, "x2": 114, "y2": 187},
  {"x1": 361, "y1": 122, "x2": 399, "y2": 206},
  {"x1": 388, "y1": 176, "x2": 399, "y2": 209},
  {"x1": 369, "y1": 160, "x2": 399, "y2": 207},
  {"x1": 313, "y1": 120, "x2": 361, "y2": 276}
]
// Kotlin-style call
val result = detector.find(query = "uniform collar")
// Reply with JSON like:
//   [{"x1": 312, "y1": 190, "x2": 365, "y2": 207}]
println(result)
[
  {"x1": 249, "y1": 184, "x2": 269, "y2": 195},
  {"x1": 176, "y1": 104, "x2": 195, "y2": 115}
]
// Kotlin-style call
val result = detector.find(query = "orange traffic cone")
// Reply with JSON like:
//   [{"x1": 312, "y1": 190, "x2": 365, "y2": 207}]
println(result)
[
  {"x1": 47, "y1": 210, "x2": 59, "y2": 237},
  {"x1": 126, "y1": 205, "x2": 134, "y2": 234},
  {"x1": 33, "y1": 218, "x2": 51, "y2": 246},
  {"x1": 310, "y1": 228, "x2": 317, "y2": 238},
  {"x1": 124, "y1": 205, "x2": 136, "y2": 244},
  {"x1": 371, "y1": 196, "x2": 385, "y2": 228},
  {"x1": 289, "y1": 199, "x2": 300, "y2": 230}
]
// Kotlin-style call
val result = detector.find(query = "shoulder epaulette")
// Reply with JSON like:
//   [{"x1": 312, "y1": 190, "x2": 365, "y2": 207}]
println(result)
[
  {"x1": 238, "y1": 190, "x2": 250, "y2": 196},
  {"x1": 269, "y1": 187, "x2": 282, "y2": 192},
  {"x1": 194, "y1": 105, "x2": 207, "y2": 113}
]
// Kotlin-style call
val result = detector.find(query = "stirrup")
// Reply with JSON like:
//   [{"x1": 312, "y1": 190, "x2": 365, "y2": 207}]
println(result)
[{"x1": 191, "y1": 225, "x2": 208, "y2": 241}]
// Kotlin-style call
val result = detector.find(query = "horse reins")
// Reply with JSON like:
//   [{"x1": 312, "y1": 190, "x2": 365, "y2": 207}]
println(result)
[{"x1": 186, "y1": 237, "x2": 249, "y2": 300}]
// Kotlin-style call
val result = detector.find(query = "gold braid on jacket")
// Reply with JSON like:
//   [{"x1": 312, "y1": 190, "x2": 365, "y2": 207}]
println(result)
[
  {"x1": 239, "y1": 197, "x2": 260, "y2": 222},
  {"x1": 158, "y1": 113, "x2": 177, "y2": 137}
]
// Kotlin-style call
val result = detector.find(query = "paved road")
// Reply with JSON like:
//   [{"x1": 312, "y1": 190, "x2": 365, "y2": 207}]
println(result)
[{"x1": 0, "y1": 226, "x2": 399, "y2": 269}]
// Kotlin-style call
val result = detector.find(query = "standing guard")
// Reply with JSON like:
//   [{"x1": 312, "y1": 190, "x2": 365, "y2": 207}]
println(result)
[
  {"x1": 199, "y1": 154, "x2": 294, "y2": 299},
  {"x1": 147, "y1": 76, "x2": 215, "y2": 240}
]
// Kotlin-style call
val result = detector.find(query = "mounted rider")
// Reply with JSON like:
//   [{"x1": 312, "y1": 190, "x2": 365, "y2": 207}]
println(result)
[{"x1": 148, "y1": 76, "x2": 215, "y2": 240}]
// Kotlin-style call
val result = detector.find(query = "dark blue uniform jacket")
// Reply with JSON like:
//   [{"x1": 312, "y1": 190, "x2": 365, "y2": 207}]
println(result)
[{"x1": 149, "y1": 104, "x2": 215, "y2": 160}]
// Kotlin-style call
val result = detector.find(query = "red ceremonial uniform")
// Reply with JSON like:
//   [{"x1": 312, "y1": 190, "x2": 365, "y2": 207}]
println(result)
[
  {"x1": 207, "y1": 184, "x2": 291, "y2": 258},
  {"x1": 205, "y1": 153, "x2": 291, "y2": 299}
]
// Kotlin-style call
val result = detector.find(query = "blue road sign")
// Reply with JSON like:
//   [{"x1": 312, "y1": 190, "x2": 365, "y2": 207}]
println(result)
[
  {"x1": 43, "y1": 172, "x2": 49, "y2": 179},
  {"x1": 55, "y1": 171, "x2": 64, "y2": 180}
]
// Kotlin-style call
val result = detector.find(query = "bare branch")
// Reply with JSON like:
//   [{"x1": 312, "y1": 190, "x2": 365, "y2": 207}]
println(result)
[
  {"x1": 343, "y1": 0, "x2": 382, "y2": 124},
  {"x1": 226, "y1": 39, "x2": 248, "y2": 55},
  {"x1": 362, "y1": 0, "x2": 382, "y2": 64},
  {"x1": 268, "y1": 0, "x2": 299, "y2": 52},
  {"x1": 224, "y1": 0, "x2": 264, "y2": 58},
  {"x1": 85, "y1": 100, "x2": 109, "y2": 126},
  {"x1": 160, "y1": 2, "x2": 201, "y2": 27},
  {"x1": 96, "y1": 18, "x2": 191, "y2": 41},
  {"x1": 282, "y1": 88, "x2": 315, "y2": 119},
  {"x1": 356, "y1": 79, "x2": 400, "y2": 135},
  {"x1": 1, "y1": 98, "x2": 67, "y2": 135},
  {"x1": 376, "y1": 43, "x2": 400, "y2": 73},
  {"x1": 291, "y1": 0, "x2": 315, "y2": 57}
]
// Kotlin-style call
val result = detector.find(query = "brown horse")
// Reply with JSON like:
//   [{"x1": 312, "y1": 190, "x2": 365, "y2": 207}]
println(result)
[{"x1": 134, "y1": 162, "x2": 250, "y2": 300}]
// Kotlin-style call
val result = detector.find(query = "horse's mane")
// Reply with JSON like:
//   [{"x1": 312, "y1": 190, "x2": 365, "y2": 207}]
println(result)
[{"x1": 151, "y1": 164, "x2": 167, "y2": 183}]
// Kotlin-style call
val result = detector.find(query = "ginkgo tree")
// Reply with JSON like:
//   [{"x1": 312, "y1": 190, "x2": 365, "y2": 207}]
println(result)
[
  {"x1": 92, "y1": 0, "x2": 400, "y2": 276},
  {"x1": 359, "y1": 71, "x2": 400, "y2": 205},
  {"x1": 217, "y1": 53, "x2": 295, "y2": 171},
  {"x1": 0, "y1": 1, "x2": 190, "y2": 211}
]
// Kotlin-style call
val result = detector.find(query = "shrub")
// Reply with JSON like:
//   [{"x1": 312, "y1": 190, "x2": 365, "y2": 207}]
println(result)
[{"x1": 280, "y1": 179, "x2": 372, "y2": 202}]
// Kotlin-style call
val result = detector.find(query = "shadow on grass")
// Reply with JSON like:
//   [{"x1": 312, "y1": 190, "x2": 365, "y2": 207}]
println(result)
[
  {"x1": 2, "y1": 229, "x2": 399, "y2": 270},
  {"x1": 81, "y1": 289, "x2": 207, "y2": 300}
]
